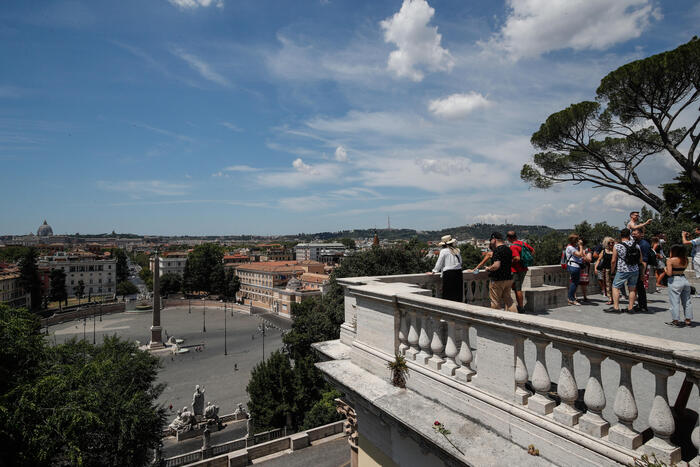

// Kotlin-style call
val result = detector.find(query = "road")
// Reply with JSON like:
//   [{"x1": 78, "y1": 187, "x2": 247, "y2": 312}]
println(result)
[{"x1": 47, "y1": 305, "x2": 285, "y2": 417}]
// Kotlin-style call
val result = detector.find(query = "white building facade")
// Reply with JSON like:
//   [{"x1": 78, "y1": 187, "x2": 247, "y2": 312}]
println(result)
[
  {"x1": 39, "y1": 253, "x2": 117, "y2": 298},
  {"x1": 294, "y1": 242, "x2": 345, "y2": 262}
]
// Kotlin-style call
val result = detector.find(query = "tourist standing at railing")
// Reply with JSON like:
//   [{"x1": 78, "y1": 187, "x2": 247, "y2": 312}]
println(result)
[
  {"x1": 652, "y1": 235, "x2": 667, "y2": 288},
  {"x1": 564, "y1": 234, "x2": 585, "y2": 306},
  {"x1": 605, "y1": 228, "x2": 641, "y2": 313},
  {"x1": 632, "y1": 228, "x2": 651, "y2": 312},
  {"x1": 576, "y1": 239, "x2": 592, "y2": 302},
  {"x1": 506, "y1": 231, "x2": 534, "y2": 313},
  {"x1": 429, "y1": 235, "x2": 463, "y2": 302},
  {"x1": 594, "y1": 237, "x2": 615, "y2": 305},
  {"x1": 682, "y1": 227, "x2": 700, "y2": 297},
  {"x1": 664, "y1": 244, "x2": 693, "y2": 327},
  {"x1": 467, "y1": 232, "x2": 517, "y2": 312}
]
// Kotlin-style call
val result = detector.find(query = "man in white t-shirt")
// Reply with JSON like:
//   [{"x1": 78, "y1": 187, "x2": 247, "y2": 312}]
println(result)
[{"x1": 682, "y1": 227, "x2": 700, "y2": 283}]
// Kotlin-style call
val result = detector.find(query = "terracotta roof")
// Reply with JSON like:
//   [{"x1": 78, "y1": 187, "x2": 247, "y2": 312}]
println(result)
[
  {"x1": 234, "y1": 261, "x2": 303, "y2": 273},
  {"x1": 300, "y1": 273, "x2": 329, "y2": 283}
]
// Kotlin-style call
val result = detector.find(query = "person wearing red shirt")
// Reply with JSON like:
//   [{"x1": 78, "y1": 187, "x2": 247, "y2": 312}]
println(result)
[{"x1": 507, "y1": 231, "x2": 534, "y2": 313}]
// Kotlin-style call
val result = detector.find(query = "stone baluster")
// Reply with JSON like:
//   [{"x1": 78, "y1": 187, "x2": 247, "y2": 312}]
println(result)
[
  {"x1": 405, "y1": 310, "x2": 419, "y2": 360},
  {"x1": 690, "y1": 375, "x2": 700, "y2": 466},
  {"x1": 455, "y1": 323, "x2": 475, "y2": 382},
  {"x1": 642, "y1": 363, "x2": 681, "y2": 465},
  {"x1": 514, "y1": 335, "x2": 530, "y2": 404},
  {"x1": 398, "y1": 311, "x2": 409, "y2": 356},
  {"x1": 552, "y1": 344, "x2": 581, "y2": 426},
  {"x1": 527, "y1": 338, "x2": 555, "y2": 414},
  {"x1": 427, "y1": 318, "x2": 445, "y2": 371},
  {"x1": 579, "y1": 350, "x2": 609, "y2": 438},
  {"x1": 416, "y1": 311, "x2": 432, "y2": 364},
  {"x1": 609, "y1": 357, "x2": 642, "y2": 449},
  {"x1": 441, "y1": 320, "x2": 459, "y2": 376}
]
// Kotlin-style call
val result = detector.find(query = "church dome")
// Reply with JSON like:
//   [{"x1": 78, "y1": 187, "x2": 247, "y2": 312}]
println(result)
[{"x1": 37, "y1": 220, "x2": 53, "y2": 237}]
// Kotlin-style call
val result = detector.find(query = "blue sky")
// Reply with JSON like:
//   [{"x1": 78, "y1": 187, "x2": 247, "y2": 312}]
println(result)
[{"x1": 1, "y1": 0, "x2": 697, "y2": 236}]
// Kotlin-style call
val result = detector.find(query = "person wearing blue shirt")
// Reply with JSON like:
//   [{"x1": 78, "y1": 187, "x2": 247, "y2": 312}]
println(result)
[{"x1": 632, "y1": 228, "x2": 652, "y2": 312}]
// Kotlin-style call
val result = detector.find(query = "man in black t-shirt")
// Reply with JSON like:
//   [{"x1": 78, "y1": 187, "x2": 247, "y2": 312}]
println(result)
[{"x1": 485, "y1": 232, "x2": 517, "y2": 312}]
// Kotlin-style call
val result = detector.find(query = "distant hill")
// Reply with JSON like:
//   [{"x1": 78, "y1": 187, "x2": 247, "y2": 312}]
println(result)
[{"x1": 294, "y1": 224, "x2": 565, "y2": 242}]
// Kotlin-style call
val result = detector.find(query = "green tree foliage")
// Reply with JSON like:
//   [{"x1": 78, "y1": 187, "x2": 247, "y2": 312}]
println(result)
[
  {"x1": 111, "y1": 248, "x2": 129, "y2": 284},
  {"x1": 159, "y1": 273, "x2": 182, "y2": 296},
  {"x1": 0, "y1": 305, "x2": 165, "y2": 467},
  {"x1": 661, "y1": 175, "x2": 700, "y2": 223},
  {"x1": 17, "y1": 247, "x2": 42, "y2": 311},
  {"x1": 339, "y1": 238, "x2": 356, "y2": 249},
  {"x1": 0, "y1": 245, "x2": 30, "y2": 262},
  {"x1": 116, "y1": 280, "x2": 139, "y2": 299},
  {"x1": 459, "y1": 243, "x2": 484, "y2": 268},
  {"x1": 182, "y1": 244, "x2": 225, "y2": 294},
  {"x1": 522, "y1": 37, "x2": 700, "y2": 211},
  {"x1": 74, "y1": 280, "x2": 86, "y2": 303},
  {"x1": 572, "y1": 221, "x2": 619, "y2": 247},
  {"x1": 245, "y1": 350, "x2": 295, "y2": 431},
  {"x1": 640, "y1": 206, "x2": 695, "y2": 247},
  {"x1": 222, "y1": 269, "x2": 241, "y2": 300},
  {"x1": 528, "y1": 231, "x2": 568, "y2": 266},
  {"x1": 300, "y1": 389, "x2": 343, "y2": 431},
  {"x1": 48, "y1": 268, "x2": 67, "y2": 308},
  {"x1": 128, "y1": 252, "x2": 149, "y2": 269}
]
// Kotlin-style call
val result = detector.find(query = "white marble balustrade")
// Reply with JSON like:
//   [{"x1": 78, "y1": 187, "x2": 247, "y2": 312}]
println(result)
[{"x1": 336, "y1": 271, "x2": 700, "y2": 466}]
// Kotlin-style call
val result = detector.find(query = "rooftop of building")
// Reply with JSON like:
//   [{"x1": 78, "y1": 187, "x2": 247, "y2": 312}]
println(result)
[{"x1": 300, "y1": 272, "x2": 329, "y2": 283}]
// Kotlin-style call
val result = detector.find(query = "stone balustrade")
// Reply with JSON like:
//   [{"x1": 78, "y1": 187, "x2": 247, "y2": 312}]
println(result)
[{"x1": 324, "y1": 269, "x2": 700, "y2": 466}]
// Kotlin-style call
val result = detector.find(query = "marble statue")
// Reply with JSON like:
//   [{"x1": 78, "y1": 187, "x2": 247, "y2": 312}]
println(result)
[
  {"x1": 192, "y1": 385, "x2": 205, "y2": 416},
  {"x1": 233, "y1": 402, "x2": 249, "y2": 418},
  {"x1": 204, "y1": 402, "x2": 219, "y2": 422},
  {"x1": 168, "y1": 407, "x2": 195, "y2": 433}
]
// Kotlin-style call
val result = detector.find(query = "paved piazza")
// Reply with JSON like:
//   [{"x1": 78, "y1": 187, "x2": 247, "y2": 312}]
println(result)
[{"x1": 48, "y1": 305, "x2": 288, "y2": 416}]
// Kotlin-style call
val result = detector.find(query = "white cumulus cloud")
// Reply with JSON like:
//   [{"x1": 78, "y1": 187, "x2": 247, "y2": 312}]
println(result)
[
  {"x1": 334, "y1": 146, "x2": 348, "y2": 162},
  {"x1": 380, "y1": 0, "x2": 454, "y2": 82},
  {"x1": 602, "y1": 191, "x2": 644, "y2": 212},
  {"x1": 485, "y1": 0, "x2": 661, "y2": 60},
  {"x1": 168, "y1": 0, "x2": 224, "y2": 9},
  {"x1": 292, "y1": 158, "x2": 318, "y2": 174},
  {"x1": 428, "y1": 92, "x2": 492, "y2": 119}
]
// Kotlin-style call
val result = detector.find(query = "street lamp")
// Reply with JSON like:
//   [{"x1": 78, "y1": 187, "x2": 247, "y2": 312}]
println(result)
[
  {"x1": 257, "y1": 321, "x2": 270, "y2": 363},
  {"x1": 202, "y1": 299, "x2": 206, "y2": 333},
  {"x1": 93, "y1": 306, "x2": 96, "y2": 344},
  {"x1": 224, "y1": 301, "x2": 227, "y2": 356},
  {"x1": 83, "y1": 317, "x2": 86, "y2": 342}
]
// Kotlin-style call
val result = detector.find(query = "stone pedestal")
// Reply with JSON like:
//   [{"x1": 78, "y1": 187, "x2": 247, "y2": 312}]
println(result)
[{"x1": 149, "y1": 325, "x2": 164, "y2": 349}]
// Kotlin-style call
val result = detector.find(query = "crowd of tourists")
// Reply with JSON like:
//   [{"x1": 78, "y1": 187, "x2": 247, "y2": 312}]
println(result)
[{"x1": 429, "y1": 212, "x2": 700, "y2": 327}]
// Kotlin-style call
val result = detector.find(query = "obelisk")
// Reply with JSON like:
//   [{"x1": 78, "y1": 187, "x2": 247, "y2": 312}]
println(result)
[{"x1": 149, "y1": 250, "x2": 164, "y2": 349}]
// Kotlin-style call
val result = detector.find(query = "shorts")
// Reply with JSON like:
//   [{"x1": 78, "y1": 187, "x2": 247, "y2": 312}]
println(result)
[
  {"x1": 512, "y1": 271, "x2": 526, "y2": 291},
  {"x1": 613, "y1": 271, "x2": 638, "y2": 289}
]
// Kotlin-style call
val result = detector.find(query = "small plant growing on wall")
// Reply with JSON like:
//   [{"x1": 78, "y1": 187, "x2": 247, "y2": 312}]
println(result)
[{"x1": 387, "y1": 354, "x2": 409, "y2": 388}]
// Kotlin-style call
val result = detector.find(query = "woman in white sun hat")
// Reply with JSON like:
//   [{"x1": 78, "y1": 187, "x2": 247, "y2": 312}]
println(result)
[{"x1": 429, "y1": 235, "x2": 463, "y2": 302}]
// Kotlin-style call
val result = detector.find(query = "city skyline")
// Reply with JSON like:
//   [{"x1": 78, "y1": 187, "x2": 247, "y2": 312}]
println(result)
[{"x1": 1, "y1": 0, "x2": 697, "y2": 235}]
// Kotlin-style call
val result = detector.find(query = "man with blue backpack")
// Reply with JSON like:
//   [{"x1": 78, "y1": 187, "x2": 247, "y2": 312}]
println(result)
[{"x1": 507, "y1": 231, "x2": 535, "y2": 313}]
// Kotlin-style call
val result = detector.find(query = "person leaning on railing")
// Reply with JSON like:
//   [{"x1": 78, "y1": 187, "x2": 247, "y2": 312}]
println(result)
[{"x1": 428, "y1": 235, "x2": 463, "y2": 302}]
